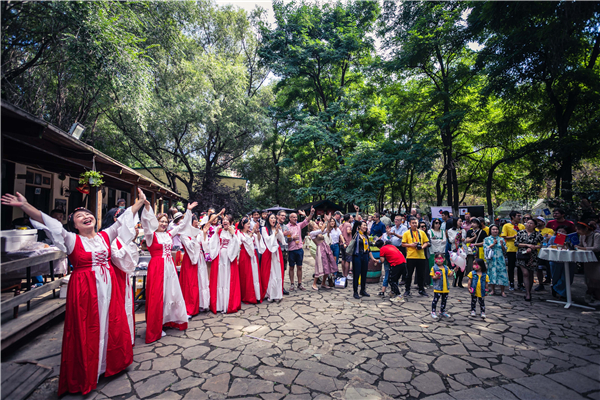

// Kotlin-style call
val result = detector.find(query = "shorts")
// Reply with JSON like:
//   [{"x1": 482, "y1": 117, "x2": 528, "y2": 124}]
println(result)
[{"x1": 288, "y1": 249, "x2": 304, "y2": 267}]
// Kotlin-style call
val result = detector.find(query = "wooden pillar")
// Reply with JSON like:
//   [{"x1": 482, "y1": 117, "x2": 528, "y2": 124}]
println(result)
[
  {"x1": 90, "y1": 186, "x2": 103, "y2": 231},
  {"x1": 130, "y1": 184, "x2": 138, "y2": 205},
  {"x1": 152, "y1": 191, "x2": 157, "y2": 214}
]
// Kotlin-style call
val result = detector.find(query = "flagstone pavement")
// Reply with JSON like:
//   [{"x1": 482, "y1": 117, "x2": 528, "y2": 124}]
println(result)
[{"x1": 8, "y1": 254, "x2": 600, "y2": 400}]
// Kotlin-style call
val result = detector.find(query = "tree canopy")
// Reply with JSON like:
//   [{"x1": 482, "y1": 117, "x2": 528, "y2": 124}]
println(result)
[{"x1": 2, "y1": 0, "x2": 599, "y2": 218}]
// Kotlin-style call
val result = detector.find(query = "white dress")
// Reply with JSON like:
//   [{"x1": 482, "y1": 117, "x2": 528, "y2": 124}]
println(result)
[
  {"x1": 208, "y1": 230, "x2": 240, "y2": 313},
  {"x1": 260, "y1": 227, "x2": 285, "y2": 301}
]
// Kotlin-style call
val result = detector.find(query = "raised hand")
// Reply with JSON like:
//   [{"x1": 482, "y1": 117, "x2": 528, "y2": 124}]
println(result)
[
  {"x1": 1, "y1": 192, "x2": 27, "y2": 207},
  {"x1": 137, "y1": 188, "x2": 147, "y2": 202},
  {"x1": 219, "y1": 208, "x2": 226, "y2": 216},
  {"x1": 187, "y1": 201, "x2": 198, "y2": 211},
  {"x1": 298, "y1": 209, "x2": 306, "y2": 217},
  {"x1": 310, "y1": 207, "x2": 315, "y2": 215},
  {"x1": 354, "y1": 204, "x2": 359, "y2": 211}
]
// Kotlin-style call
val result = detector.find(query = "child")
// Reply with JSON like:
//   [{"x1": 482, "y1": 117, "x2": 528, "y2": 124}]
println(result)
[
  {"x1": 467, "y1": 258, "x2": 490, "y2": 318},
  {"x1": 548, "y1": 226, "x2": 574, "y2": 299},
  {"x1": 430, "y1": 253, "x2": 454, "y2": 319}
]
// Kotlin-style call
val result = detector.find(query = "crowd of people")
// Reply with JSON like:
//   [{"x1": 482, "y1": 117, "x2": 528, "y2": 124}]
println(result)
[{"x1": 2, "y1": 189, "x2": 600, "y2": 396}]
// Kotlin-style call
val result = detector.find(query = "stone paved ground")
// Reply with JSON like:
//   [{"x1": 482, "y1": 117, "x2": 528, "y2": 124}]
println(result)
[{"x1": 8, "y1": 254, "x2": 600, "y2": 400}]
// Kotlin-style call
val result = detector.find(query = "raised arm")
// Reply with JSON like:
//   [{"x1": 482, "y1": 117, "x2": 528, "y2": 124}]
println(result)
[
  {"x1": 170, "y1": 202, "x2": 198, "y2": 237},
  {"x1": 1, "y1": 192, "x2": 43, "y2": 224}
]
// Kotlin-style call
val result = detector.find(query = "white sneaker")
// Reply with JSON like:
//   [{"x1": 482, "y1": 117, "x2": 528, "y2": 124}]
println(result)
[
  {"x1": 481, "y1": 313, "x2": 486, "y2": 319},
  {"x1": 187, "y1": 315, "x2": 192, "y2": 319},
  {"x1": 431, "y1": 312, "x2": 438, "y2": 319},
  {"x1": 161, "y1": 330, "x2": 167, "y2": 337},
  {"x1": 470, "y1": 311, "x2": 476, "y2": 317}
]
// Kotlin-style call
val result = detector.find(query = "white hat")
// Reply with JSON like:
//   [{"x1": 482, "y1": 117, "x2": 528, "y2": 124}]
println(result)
[
  {"x1": 173, "y1": 212, "x2": 183, "y2": 221},
  {"x1": 536, "y1": 216, "x2": 545, "y2": 223}
]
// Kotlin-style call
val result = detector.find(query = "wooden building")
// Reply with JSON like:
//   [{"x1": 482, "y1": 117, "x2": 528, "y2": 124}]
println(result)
[{"x1": 1, "y1": 102, "x2": 182, "y2": 229}]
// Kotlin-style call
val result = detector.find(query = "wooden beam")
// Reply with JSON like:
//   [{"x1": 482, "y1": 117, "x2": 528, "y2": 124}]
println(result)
[
  {"x1": 1, "y1": 252, "x2": 67, "y2": 275},
  {"x1": 1, "y1": 299, "x2": 66, "y2": 350},
  {"x1": 1, "y1": 279, "x2": 62, "y2": 310}
]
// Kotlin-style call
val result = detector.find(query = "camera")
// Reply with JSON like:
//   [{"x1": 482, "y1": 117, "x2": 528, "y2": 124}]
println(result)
[{"x1": 416, "y1": 242, "x2": 422, "y2": 250}]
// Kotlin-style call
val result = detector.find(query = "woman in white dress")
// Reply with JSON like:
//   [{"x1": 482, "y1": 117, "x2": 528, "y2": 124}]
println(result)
[{"x1": 259, "y1": 214, "x2": 285, "y2": 302}]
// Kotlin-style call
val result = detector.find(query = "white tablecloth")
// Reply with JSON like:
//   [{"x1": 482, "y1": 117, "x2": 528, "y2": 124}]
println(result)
[{"x1": 538, "y1": 248, "x2": 598, "y2": 263}]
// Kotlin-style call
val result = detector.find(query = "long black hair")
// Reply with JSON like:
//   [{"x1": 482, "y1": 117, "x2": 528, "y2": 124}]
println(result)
[
  {"x1": 101, "y1": 207, "x2": 126, "y2": 231},
  {"x1": 264, "y1": 212, "x2": 277, "y2": 235},
  {"x1": 351, "y1": 220, "x2": 367, "y2": 238}
]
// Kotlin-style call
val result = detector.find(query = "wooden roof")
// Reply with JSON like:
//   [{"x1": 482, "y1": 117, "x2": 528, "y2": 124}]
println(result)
[{"x1": 1, "y1": 102, "x2": 181, "y2": 199}]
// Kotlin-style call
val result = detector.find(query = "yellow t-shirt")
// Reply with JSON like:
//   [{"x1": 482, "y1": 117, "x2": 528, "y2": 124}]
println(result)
[
  {"x1": 402, "y1": 229, "x2": 430, "y2": 259},
  {"x1": 501, "y1": 223, "x2": 525, "y2": 252},
  {"x1": 540, "y1": 227, "x2": 555, "y2": 238},
  {"x1": 483, "y1": 226, "x2": 490, "y2": 235},
  {"x1": 430, "y1": 266, "x2": 453, "y2": 293},
  {"x1": 467, "y1": 271, "x2": 489, "y2": 297}
]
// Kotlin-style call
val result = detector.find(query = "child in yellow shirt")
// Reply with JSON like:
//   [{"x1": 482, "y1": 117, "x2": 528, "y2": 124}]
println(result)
[
  {"x1": 430, "y1": 253, "x2": 454, "y2": 319},
  {"x1": 467, "y1": 258, "x2": 490, "y2": 318}
]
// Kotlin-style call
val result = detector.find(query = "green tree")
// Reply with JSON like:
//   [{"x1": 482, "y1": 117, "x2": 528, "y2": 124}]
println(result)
[
  {"x1": 468, "y1": 1, "x2": 600, "y2": 201},
  {"x1": 259, "y1": 0, "x2": 381, "y2": 206},
  {"x1": 378, "y1": 1, "x2": 480, "y2": 212}
]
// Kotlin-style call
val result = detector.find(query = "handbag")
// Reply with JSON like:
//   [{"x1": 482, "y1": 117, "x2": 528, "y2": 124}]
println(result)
[
  {"x1": 484, "y1": 242, "x2": 494, "y2": 260},
  {"x1": 346, "y1": 236, "x2": 357, "y2": 255},
  {"x1": 466, "y1": 230, "x2": 483, "y2": 256}
]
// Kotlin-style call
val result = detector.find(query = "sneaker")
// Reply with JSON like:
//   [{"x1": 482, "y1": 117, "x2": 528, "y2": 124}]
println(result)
[
  {"x1": 509, "y1": 283, "x2": 515, "y2": 291},
  {"x1": 404, "y1": 291, "x2": 412, "y2": 298},
  {"x1": 297, "y1": 284, "x2": 306, "y2": 291},
  {"x1": 360, "y1": 291, "x2": 371, "y2": 297},
  {"x1": 534, "y1": 285, "x2": 545, "y2": 292},
  {"x1": 431, "y1": 312, "x2": 438, "y2": 319},
  {"x1": 347, "y1": 275, "x2": 353, "y2": 281},
  {"x1": 390, "y1": 296, "x2": 402, "y2": 303},
  {"x1": 289, "y1": 285, "x2": 296, "y2": 292},
  {"x1": 161, "y1": 330, "x2": 167, "y2": 337},
  {"x1": 419, "y1": 291, "x2": 429, "y2": 297},
  {"x1": 518, "y1": 284, "x2": 525, "y2": 292},
  {"x1": 378, "y1": 291, "x2": 385, "y2": 297},
  {"x1": 283, "y1": 289, "x2": 289, "y2": 295},
  {"x1": 470, "y1": 311, "x2": 476, "y2": 317},
  {"x1": 481, "y1": 313, "x2": 486, "y2": 319},
  {"x1": 441, "y1": 312, "x2": 451, "y2": 318}
]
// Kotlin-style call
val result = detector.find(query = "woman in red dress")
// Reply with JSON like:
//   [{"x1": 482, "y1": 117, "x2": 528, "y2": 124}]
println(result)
[
  {"x1": 237, "y1": 217, "x2": 263, "y2": 304},
  {"x1": 140, "y1": 202, "x2": 193, "y2": 343},
  {"x1": 208, "y1": 216, "x2": 242, "y2": 313},
  {"x1": 259, "y1": 214, "x2": 285, "y2": 302},
  {"x1": 1, "y1": 190, "x2": 145, "y2": 396},
  {"x1": 179, "y1": 211, "x2": 214, "y2": 317}
]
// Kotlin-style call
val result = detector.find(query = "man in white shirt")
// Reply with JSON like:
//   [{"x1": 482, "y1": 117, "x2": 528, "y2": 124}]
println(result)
[
  {"x1": 249, "y1": 210, "x2": 261, "y2": 231},
  {"x1": 389, "y1": 215, "x2": 408, "y2": 256}
]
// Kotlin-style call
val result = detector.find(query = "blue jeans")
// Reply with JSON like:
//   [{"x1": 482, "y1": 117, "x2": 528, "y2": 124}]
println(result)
[
  {"x1": 382, "y1": 260, "x2": 390, "y2": 287},
  {"x1": 550, "y1": 261, "x2": 575, "y2": 298},
  {"x1": 352, "y1": 253, "x2": 369, "y2": 294},
  {"x1": 330, "y1": 243, "x2": 340, "y2": 265}
]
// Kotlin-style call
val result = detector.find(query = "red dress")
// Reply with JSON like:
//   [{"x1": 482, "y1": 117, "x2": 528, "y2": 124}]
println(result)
[
  {"x1": 60, "y1": 232, "x2": 133, "y2": 395},
  {"x1": 208, "y1": 230, "x2": 242, "y2": 313},
  {"x1": 145, "y1": 231, "x2": 188, "y2": 343},
  {"x1": 179, "y1": 238, "x2": 200, "y2": 316},
  {"x1": 237, "y1": 231, "x2": 262, "y2": 304},
  {"x1": 111, "y1": 238, "x2": 137, "y2": 345},
  {"x1": 259, "y1": 227, "x2": 285, "y2": 301}
]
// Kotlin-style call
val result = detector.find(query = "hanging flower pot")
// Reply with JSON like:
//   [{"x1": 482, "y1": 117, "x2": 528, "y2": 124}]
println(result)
[{"x1": 79, "y1": 171, "x2": 104, "y2": 187}]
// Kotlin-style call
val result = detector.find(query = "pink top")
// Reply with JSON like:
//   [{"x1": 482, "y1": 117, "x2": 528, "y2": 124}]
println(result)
[{"x1": 286, "y1": 219, "x2": 309, "y2": 251}]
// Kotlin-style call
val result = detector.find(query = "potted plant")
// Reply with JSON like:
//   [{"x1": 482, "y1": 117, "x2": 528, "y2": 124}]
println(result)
[{"x1": 79, "y1": 171, "x2": 104, "y2": 187}]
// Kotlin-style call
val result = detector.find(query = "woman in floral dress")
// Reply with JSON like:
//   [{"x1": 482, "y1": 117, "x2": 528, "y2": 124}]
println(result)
[
  {"x1": 483, "y1": 225, "x2": 509, "y2": 297},
  {"x1": 515, "y1": 219, "x2": 544, "y2": 302}
]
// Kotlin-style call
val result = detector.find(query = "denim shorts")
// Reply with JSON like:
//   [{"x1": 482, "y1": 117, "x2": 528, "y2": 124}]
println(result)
[{"x1": 288, "y1": 249, "x2": 304, "y2": 267}]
